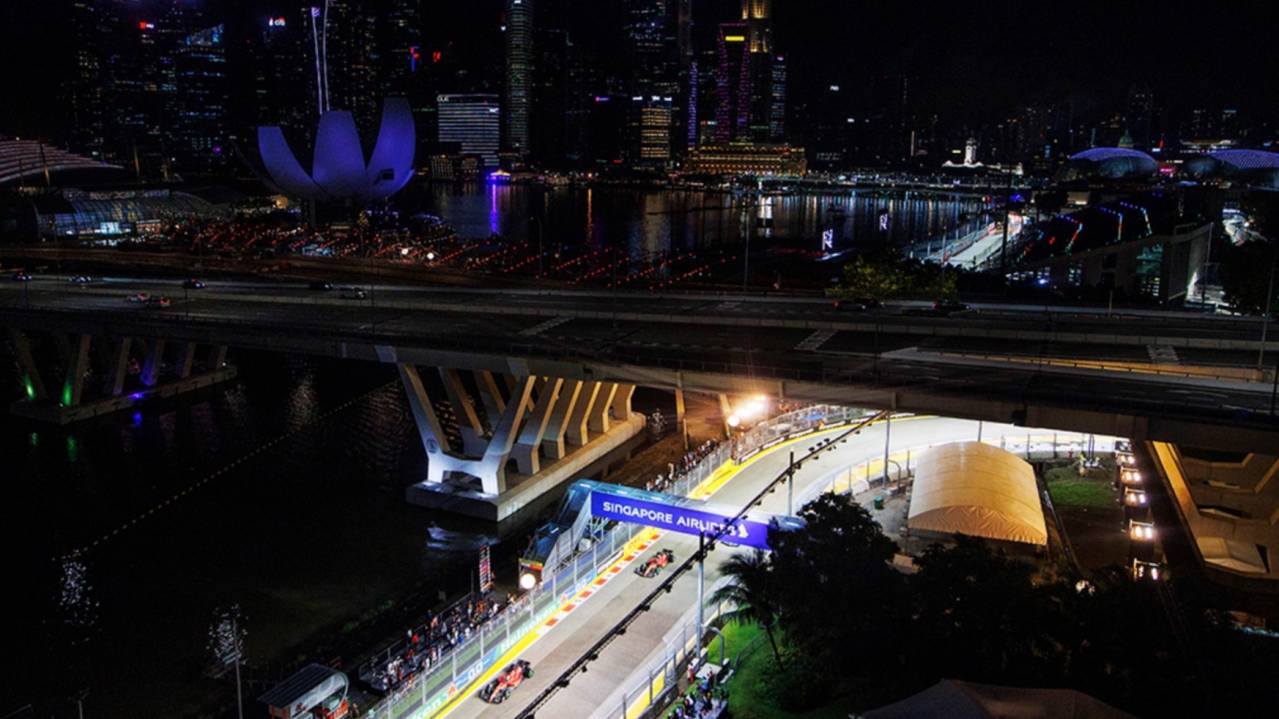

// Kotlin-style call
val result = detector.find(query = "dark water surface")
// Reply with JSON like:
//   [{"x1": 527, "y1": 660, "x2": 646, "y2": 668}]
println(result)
[
  {"x1": 4, "y1": 351, "x2": 500, "y2": 718},
  {"x1": 404, "y1": 183, "x2": 988, "y2": 253}
]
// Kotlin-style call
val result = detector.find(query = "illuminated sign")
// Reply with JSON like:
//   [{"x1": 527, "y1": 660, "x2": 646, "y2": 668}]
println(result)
[
  {"x1": 589, "y1": 490, "x2": 794, "y2": 551},
  {"x1": 267, "y1": 17, "x2": 286, "y2": 27},
  {"x1": 724, "y1": 35, "x2": 746, "y2": 42},
  {"x1": 137, "y1": 21, "x2": 155, "y2": 30}
]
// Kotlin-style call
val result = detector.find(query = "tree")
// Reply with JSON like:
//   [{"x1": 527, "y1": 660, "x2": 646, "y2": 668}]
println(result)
[
  {"x1": 709, "y1": 550, "x2": 784, "y2": 666},
  {"x1": 827, "y1": 253, "x2": 906, "y2": 301},
  {"x1": 767, "y1": 494, "x2": 908, "y2": 683},
  {"x1": 907, "y1": 536, "x2": 1075, "y2": 686}
]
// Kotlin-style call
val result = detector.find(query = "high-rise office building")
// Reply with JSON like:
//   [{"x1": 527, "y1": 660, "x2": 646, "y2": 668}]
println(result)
[
  {"x1": 769, "y1": 54, "x2": 786, "y2": 140},
  {"x1": 631, "y1": 97, "x2": 674, "y2": 167},
  {"x1": 324, "y1": 1, "x2": 381, "y2": 132},
  {"x1": 624, "y1": 0, "x2": 680, "y2": 166},
  {"x1": 715, "y1": 22, "x2": 750, "y2": 143},
  {"x1": 715, "y1": 0, "x2": 785, "y2": 144},
  {"x1": 67, "y1": 0, "x2": 107, "y2": 159},
  {"x1": 171, "y1": 24, "x2": 229, "y2": 173},
  {"x1": 503, "y1": 0, "x2": 533, "y2": 158},
  {"x1": 438, "y1": 94, "x2": 501, "y2": 167}
]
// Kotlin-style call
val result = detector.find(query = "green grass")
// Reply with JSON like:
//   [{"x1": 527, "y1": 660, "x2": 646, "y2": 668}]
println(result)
[
  {"x1": 1046, "y1": 468, "x2": 1117, "y2": 510},
  {"x1": 708, "y1": 622, "x2": 856, "y2": 719}
]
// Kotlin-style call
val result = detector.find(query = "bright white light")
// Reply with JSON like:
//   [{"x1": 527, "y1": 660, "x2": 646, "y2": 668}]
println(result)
[
  {"x1": 426, "y1": 251, "x2": 436, "y2": 261},
  {"x1": 727, "y1": 414, "x2": 741, "y2": 428},
  {"x1": 400, "y1": 247, "x2": 410, "y2": 256},
  {"x1": 519, "y1": 572, "x2": 537, "y2": 591}
]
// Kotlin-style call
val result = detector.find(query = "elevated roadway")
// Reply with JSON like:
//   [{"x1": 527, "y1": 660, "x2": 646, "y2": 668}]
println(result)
[{"x1": 1, "y1": 275, "x2": 1276, "y2": 451}]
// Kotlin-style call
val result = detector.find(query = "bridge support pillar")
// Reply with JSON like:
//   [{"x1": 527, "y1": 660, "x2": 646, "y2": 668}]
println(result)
[
  {"x1": 541, "y1": 379, "x2": 583, "y2": 460},
  {"x1": 6, "y1": 329, "x2": 234, "y2": 424},
  {"x1": 141, "y1": 338, "x2": 166, "y2": 387},
  {"x1": 61, "y1": 334, "x2": 91, "y2": 407},
  {"x1": 475, "y1": 370, "x2": 507, "y2": 432},
  {"x1": 7, "y1": 328, "x2": 48, "y2": 401},
  {"x1": 567, "y1": 380, "x2": 602, "y2": 446},
  {"x1": 513, "y1": 378, "x2": 563, "y2": 474},
  {"x1": 611, "y1": 383, "x2": 635, "y2": 422},
  {"x1": 439, "y1": 368, "x2": 486, "y2": 455},
  {"x1": 174, "y1": 341, "x2": 197, "y2": 379},
  {"x1": 589, "y1": 382, "x2": 619, "y2": 434},
  {"x1": 398, "y1": 364, "x2": 453, "y2": 476},
  {"x1": 104, "y1": 337, "x2": 132, "y2": 396}
]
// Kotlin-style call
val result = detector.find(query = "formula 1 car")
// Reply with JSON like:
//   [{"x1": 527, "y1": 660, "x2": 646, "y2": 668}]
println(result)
[
  {"x1": 635, "y1": 549, "x2": 675, "y2": 578},
  {"x1": 479, "y1": 659, "x2": 534, "y2": 704}
]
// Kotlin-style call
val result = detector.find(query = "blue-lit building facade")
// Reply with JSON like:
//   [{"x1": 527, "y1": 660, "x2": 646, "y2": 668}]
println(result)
[{"x1": 438, "y1": 94, "x2": 502, "y2": 168}]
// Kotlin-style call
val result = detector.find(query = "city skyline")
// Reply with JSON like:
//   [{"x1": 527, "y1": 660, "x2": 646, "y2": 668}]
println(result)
[{"x1": 1, "y1": 0, "x2": 1276, "y2": 178}]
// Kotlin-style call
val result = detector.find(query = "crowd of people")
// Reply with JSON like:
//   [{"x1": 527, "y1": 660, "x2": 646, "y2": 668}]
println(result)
[
  {"x1": 646, "y1": 438, "x2": 722, "y2": 494},
  {"x1": 670, "y1": 662, "x2": 730, "y2": 719},
  {"x1": 362, "y1": 591, "x2": 515, "y2": 695}
]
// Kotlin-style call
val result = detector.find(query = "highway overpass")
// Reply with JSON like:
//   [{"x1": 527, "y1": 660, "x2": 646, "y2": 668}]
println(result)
[{"x1": 2, "y1": 276, "x2": 1276, "y2": 455}]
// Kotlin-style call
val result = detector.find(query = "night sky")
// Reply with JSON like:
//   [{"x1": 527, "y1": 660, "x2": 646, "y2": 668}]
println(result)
[{"x1": 2, "y1": 0, "x2": 1277, "y2": 140}]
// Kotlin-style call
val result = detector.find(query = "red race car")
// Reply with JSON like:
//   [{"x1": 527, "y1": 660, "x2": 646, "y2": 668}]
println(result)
[
  {"x1": 634, "y1": 549, "x2": 675, "y2": 578},
  {"x1": 479, "y1": 659, "x2": 534, "y2": 704}
]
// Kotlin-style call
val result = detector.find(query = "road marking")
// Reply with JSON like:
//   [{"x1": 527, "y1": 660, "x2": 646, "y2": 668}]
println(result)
[
  {"x1": 519, "y1": 316, "x2": 573, "y2": 336},
  {"x1": 794, "y1": 329, "x2": 835, "y2": 351}
]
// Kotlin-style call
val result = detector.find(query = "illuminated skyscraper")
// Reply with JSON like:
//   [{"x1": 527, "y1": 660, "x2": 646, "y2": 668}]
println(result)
[
  {"x1": 171, "y1": 24, "x2": 228, "y2": 172},
  {"x1": 438, "y1": 94, "x2": 501, "y2": 167},
  {"x1": 769, "y1": 54, "x2": 786, "y2": 140},
  {"x1": 67, "y1": 0, "x2": 106, "y2": 159},
  {"x1": 504, "y1": 0, "x2": 533, "y2": 158},
  {"x1": 624, "y1": 0, "x2": 680, "y2": 165},
  {"x1": 715, "y1": 22, "x2": 750, "y2": 143},
  {"x1": 716, "y1": 0, "x2": 785, "y2": 144}
]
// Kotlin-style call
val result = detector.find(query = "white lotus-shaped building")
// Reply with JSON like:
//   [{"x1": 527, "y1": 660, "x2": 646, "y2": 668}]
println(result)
[{"x1": 257, "y1": 98, "x2": 415, "y2": 204}]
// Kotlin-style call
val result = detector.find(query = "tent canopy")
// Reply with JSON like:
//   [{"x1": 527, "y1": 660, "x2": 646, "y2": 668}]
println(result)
[
  {"x1": 908, "y1": 442, "x2": 1048, "y2": 546},
  {"x1": 865, "y1": 679, "x2": 1134, "y2": 719}
]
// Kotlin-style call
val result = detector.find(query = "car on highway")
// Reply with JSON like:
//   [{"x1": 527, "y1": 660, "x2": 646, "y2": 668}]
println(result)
[
  {"x1": 478, "y1": 660, "x2": 533, "y2": 704},
  {"x1": 931, "y1": 298, "x2": 970, "y2": 316},
  {"x1": 182, "y1": 278, "x2": 206, "y2": 289},
  {"x1": 308, "y1": 281, "x2": 334, "y2": 291},
  {"x1": 145, "y1": 296, "x2": 172, "y2": 309},
  {"x1": 832, "y1": 297, "x2": 883, "y2": 311},
  {"x1": 126, "y1": 292, "x2": 150, "y2": 303},
  {"x1": 339, "y1": 286, "x2": 367, "y2": 300},
  {"x1": 11, "y1": 271, "x2": 32, "y2": 282},
  {"x1": 69, "y1": 275, "x2": 94, "y2": 284}
]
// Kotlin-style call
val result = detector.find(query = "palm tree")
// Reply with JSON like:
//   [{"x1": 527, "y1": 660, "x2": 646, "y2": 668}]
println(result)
[{"x1": 710, "y1": 550, "x2": 784, "y2": 667}]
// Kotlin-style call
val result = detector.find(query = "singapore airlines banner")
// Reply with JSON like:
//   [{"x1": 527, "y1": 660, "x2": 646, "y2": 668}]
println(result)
[{"x1": 589, "y1": 489, "x2": 801, "y2": 551}]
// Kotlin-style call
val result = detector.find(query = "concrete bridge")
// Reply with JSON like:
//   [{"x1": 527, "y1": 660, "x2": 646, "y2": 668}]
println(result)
[{"x1": 3, "y1": 276, "x2": 1277, "y2": 522}]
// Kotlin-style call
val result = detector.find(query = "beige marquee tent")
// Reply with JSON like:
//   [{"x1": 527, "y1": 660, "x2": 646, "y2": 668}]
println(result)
[{"x1": 907, "y1": 442, "x2": 1048, "y2": 546}]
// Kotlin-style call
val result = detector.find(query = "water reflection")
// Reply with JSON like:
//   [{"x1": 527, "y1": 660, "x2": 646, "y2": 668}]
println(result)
[
  {"x1": 404, "y1": 184, "x2": 991, "y2": 258},
  {"x1": 58, "y1": 558, "x2": 99, "y2": 643}
]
